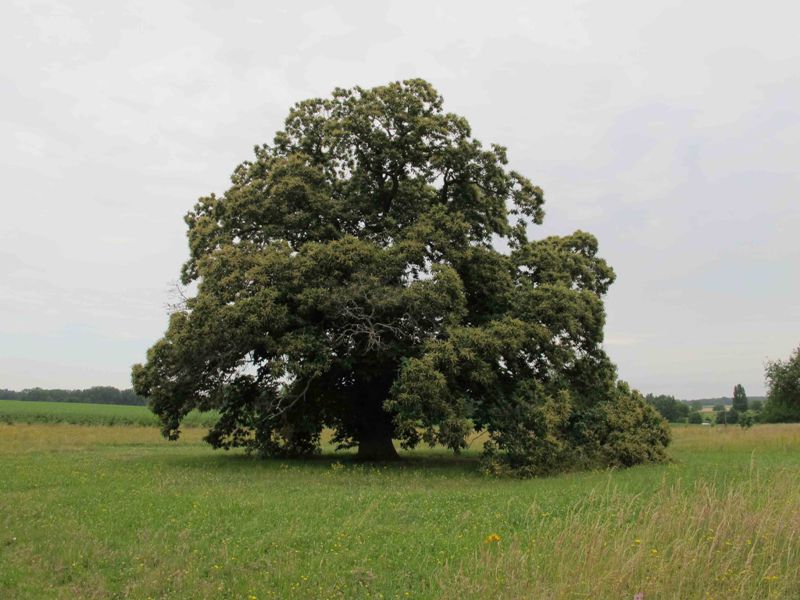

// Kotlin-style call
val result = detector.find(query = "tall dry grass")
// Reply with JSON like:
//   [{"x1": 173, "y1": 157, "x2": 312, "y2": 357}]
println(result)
[{"x1": 440, "y1": 465, "x2": 800, "y2": 599}]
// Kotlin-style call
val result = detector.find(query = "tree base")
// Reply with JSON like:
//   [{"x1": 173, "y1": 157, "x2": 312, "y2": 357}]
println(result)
[{"x1": 355, "y1": 435, "x2": 399, "y2": 461}]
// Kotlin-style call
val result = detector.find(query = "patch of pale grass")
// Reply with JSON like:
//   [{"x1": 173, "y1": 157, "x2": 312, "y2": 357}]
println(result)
[
  {"x1": 671, "y1": 423, "x2": 800, "y2": 453},
  {"x1": 439, "y1": 466, "x2": 800, "y2": 599},
  {"x1": 0, "y1": 424, "x2": 207, "y2": 454}
]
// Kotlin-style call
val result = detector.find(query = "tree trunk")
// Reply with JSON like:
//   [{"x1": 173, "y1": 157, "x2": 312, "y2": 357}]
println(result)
[
  {"x1": 355, "y1": 428, "x2": 399, "y2": 461},
  {"x1": 353, "y1": 369, "x2": 400, "y2": 461}
]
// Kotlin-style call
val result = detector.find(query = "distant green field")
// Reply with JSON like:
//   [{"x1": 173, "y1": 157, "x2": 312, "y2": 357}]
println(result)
[
  {"x1": 0, "y1": 399, "x2": 218, "y2": 428},
  {"x1": 1, "y1": 419, "x2": 799, "y2": 599}
]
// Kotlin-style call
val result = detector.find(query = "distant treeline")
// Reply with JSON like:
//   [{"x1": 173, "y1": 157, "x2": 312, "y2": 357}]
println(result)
[
  {"x1": 683, "y1": 396, "x2": 766, "y2": 408},
  {"x1": 0, "y1": 387, "x2": 146, "y2": 406},
  {"x1": 646, "y1": 393, "x2": 768, "y2": 424}
]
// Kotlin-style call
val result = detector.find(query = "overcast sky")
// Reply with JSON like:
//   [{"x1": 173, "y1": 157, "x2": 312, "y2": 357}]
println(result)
[{"x1": 2, "y1": 0, "x2": 798, "y2": 398}]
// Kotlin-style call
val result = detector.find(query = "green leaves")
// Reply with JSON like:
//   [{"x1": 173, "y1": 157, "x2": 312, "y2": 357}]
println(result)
[
  {"x1": 762, "y1": 345, "x2": 800, "y2": 422},
  {"x1": 132, "y1": 79, "x2": 669, "y2": 472}
]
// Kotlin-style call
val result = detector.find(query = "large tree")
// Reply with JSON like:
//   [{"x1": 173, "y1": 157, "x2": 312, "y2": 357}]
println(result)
[{"x1": 132, "y1": 79, "x2": 669, "y2": 475}]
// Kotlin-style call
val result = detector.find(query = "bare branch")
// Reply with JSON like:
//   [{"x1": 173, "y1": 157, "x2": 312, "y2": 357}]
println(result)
[
  {"x1": 164, "y1": 279, "x2": 191, "y2": 314},
  {"x1": 264, "y1": 376, "x2": 315, "y2": 421}
]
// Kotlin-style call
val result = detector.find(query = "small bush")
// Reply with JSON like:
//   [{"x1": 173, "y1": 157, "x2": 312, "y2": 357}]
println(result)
[{"x1": 739, "y1": 411, "x2": 757, "y2": 429}]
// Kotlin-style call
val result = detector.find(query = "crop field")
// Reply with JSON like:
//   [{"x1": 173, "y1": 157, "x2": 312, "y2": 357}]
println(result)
[
  {"x1": 0, "y1": 399, "x2": 218, "y2": 428},
  {"x1": 1, "y1": 409, "x2": 799, "y2": 599}
]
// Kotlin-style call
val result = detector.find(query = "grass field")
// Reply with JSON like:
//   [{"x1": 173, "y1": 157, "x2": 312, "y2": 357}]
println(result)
[
  {"x1": 0, "y1": 399, "x2": 218, "y2": 428},
  {"x1": 1, "y1": 412, "x2": 799, "y2": 599}
]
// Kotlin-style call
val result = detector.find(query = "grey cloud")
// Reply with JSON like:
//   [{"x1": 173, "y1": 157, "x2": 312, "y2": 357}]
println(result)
[{"x1": 1, "y1": 0, "x2": 798, "y2": 396}]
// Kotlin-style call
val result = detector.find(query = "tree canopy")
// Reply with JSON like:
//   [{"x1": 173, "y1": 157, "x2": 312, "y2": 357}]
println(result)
[
  {"x1": 645, "y1": 393, "x2": 689, "y2": 423},
  {"x1": 762, "y1": 345, "x2": 800, "y2": 422},
  {"x1": 132, "y1": 79, "x2": 669, "y2": 475},
  {"x1": 732, "y1": 384, "x2": 748, "y2": 413}
]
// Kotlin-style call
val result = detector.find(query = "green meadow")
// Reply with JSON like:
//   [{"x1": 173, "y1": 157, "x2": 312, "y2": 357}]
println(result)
[
  {"x1": 1, "y1": 403, "x2": 798, "y2": 599},
  {"x1": 0, "y1": 399, "x2": 217, "y2": 428}
]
